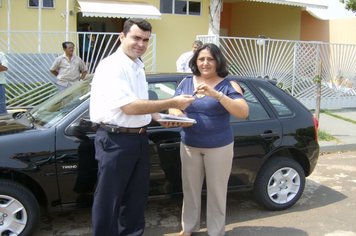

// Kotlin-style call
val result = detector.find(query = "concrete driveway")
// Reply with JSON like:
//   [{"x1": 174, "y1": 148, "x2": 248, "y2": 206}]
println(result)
[{"x1": 35, "y1": 151, "x2": 356, "y2": 236}]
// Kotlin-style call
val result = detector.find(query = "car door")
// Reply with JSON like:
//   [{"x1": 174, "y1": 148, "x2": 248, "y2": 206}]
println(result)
[
  {"x1": 146, "y1": 80, "x2": 184, "y2": 195},
  {"x1": 228, "y1": 80, "x2": 283, "y2": 189},
  {"x1": 55, "y1": 100, "x2": 96, "y2": 206}
]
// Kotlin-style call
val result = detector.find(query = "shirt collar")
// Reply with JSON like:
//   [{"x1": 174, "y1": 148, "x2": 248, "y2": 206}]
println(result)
[
  {"x1": 117, "y1": 47, "x2": 145, "y2": 70},
  {"x1": 62, "y1": 53, "x2": 74, "y2": 61}
]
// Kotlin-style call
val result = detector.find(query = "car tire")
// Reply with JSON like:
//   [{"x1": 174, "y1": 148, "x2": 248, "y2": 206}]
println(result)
[
  {"x1": 0, "y1": 180, "x2": 40, "y2": 236},
  {"x1": 253, "y1": 157, "x2": 305, "y2": 211}
]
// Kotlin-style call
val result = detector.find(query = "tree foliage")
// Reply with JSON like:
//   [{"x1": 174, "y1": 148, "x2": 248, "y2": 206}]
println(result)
[{"x1": 341, "y1": 0, "x2": 356, "y2": 12}]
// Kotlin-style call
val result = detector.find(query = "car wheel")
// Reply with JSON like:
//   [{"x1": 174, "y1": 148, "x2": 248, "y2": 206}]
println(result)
[
  {"x1": 253, "y1": 157, "x2": 305, "y2": 211},
  {"x1": 0, "y1": 180, "x2": 39, "y2": 236}
]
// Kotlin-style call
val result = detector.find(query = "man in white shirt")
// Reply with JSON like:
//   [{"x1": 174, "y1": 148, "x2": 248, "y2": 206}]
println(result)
[
  {"x1": 0, "y1": 51, "x2": 8, "y2": 114},
  {"x1": 50, "y1": 41, "x2": 88, "y2": 91},
  {"x1": 90, "y1": 18, "x2": 194, "y2": 236},
  {"x1": 176, "y1": 40, "x2": 203, "y2": 73}
]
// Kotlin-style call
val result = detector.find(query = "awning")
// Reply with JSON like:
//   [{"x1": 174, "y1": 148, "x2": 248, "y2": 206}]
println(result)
[
  {"x1": 77, "y1": 0, "x2": 161, "y2": 19},
  {"x1": 247, "y1": 0, "x2": 328, "y2": 9},
  {"x1": 306, "y1": 0, "x2": 356, "y2": 20}
]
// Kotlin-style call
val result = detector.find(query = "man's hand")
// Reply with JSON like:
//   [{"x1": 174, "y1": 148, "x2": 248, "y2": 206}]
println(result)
[{"x1": 172, "y1": 95, "x2": 195, "y2": 110}]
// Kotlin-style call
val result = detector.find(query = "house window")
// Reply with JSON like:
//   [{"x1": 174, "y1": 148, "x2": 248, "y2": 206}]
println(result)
[
  {"x1": 160, "y1": 0, "x2": 201, "y2": 16},
  {"x1": 28, "y1": 0, "x2": 54, "y2": 8}
]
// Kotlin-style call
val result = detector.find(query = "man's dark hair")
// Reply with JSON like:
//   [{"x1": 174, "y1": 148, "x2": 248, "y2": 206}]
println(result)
[
  {"x1": 189, "y1": 43, "x2": 229, "y2": 78},
  {"x1": 62, "y1": 41, "x2": 75, "y2": 49},
  {"x1": 193, "y1": 40, "x2": 203, "y2": 48},
  {"x1": 122, "y1": 18, "x2": 152, "y2": 36}
]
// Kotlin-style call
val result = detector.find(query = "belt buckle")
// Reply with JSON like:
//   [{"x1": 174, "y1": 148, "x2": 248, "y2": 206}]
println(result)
[
  {"x1": 138, "y1": 127, "x2": 144, "y2": 134},
  {"x1": 103, "y1": 123, "x2": 119, "y2": 133}
]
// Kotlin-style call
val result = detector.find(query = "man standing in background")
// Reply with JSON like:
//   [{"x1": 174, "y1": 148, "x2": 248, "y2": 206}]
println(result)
[
  {"x1": 176, "y1": 40, "x2": 203, "y2": 73},
  {"x1": 50, "y1": 41, "x2": 88, "y2": 91},
  {"x1": 0, "y1": 51, "x2": 9, "y2": 114}
]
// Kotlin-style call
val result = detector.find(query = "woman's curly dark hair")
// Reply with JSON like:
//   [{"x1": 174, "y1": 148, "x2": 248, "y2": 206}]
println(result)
[{"x1": 189, "y1": 43, "x2": 229, "y2": 78}]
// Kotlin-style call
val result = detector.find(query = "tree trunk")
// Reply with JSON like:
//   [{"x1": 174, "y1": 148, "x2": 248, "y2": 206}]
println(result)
[
  {"x1": 314, "y1": 61, "x2": 322, "y2": 125},
  {"x1": 209, "y1": 0, "x2": 222, "y2": 35}
]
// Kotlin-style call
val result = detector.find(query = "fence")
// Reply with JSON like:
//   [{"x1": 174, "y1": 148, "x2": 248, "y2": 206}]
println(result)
[
  {"x1": 1, "y1": 32, "x2": 355, "y2": 110},
  {"x1": 198, "y1": 35, "x2": 356, "y2": 110},
  {"x1": 0, "y1": 31, "x2": 156, "y2": 108}
]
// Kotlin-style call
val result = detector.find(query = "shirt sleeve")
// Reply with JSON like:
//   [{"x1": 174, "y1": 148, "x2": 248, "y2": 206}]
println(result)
[
  {"x1": 176, "y1": 54, "x2": 185, "y2": 72},
  {"x1": 50, "y1": 57, "x2": 60, "y2": 71},
  {"x1": 91, "y1": 61, "x2": 137, "y2": 111},
  {"x1": 227, "y1": 81, "x2": 244, "y2": 100},
  {"x1": 0, "y1": 53, "x2": 8, "y2": 68},
  {"x1": 174, "y1": 76, "x2": 191, "y2": 96},
  {"x1": 79, "y1": 59, "x2": 88, "y2": 72}
]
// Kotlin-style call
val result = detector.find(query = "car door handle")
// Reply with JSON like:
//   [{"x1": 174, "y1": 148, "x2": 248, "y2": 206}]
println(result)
[
  {"x1": 260, "y1": 131, "x2": 280, "y2": 139},
  {"x1": 159, "y1": 142, "x2": 180, "y2": 150}
]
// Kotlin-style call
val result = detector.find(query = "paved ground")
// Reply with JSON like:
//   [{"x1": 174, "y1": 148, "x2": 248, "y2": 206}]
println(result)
[
  {"x1": 34, "y1": 150, "x2": 356, "y2": 236},
  {"x1": 318, "y1": 108, "x2": 356, "y2": 152}
]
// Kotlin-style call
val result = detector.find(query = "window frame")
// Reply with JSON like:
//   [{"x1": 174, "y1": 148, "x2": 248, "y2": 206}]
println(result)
[
  {"x1": 258, "y1": 86, "x2": 294, "y2": 118},
  {"x1": 28, "y1": 0, "x2": 55, "y2": 9},
  {"x1": 160, "y1": 0, "x2": 201, "y2": 16}
]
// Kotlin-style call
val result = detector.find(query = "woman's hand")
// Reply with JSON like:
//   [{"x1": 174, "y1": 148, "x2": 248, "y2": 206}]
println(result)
[{"x1": 195, "y1": 83, "x2": 222, "y2": 100}]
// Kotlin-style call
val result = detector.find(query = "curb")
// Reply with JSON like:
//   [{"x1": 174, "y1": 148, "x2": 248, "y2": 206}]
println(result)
[{"x1": 320, "y1": 143, "x2": 356, "y2": 153}]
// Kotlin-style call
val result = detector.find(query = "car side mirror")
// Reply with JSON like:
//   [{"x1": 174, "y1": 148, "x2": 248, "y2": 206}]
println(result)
[{"x1": 65, "y1": 118, "x2": 98, "y2": 138}]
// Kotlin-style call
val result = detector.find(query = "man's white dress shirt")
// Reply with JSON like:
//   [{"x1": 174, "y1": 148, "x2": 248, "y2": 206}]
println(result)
[{"x1": 90, "y1": 48, "x2": 151, "y2": 128}]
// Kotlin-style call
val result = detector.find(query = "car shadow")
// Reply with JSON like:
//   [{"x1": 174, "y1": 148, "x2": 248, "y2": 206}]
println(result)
[
  {"x1": 36, "y1": 179, "x2": 346, "y2": 236},
  {"x1": 144, "y1": 178, "x2": 347, "y2": 235},
  {"x1": 193, "y1": 226, "x2": 308, "y2": 236},
  {"x1": 224, "y1": 179, "x2": 347, "y2": 224}
]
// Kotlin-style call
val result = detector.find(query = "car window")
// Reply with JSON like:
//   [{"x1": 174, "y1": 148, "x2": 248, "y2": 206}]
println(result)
[
  {"x1": 148, "y1": 81, "x2": 178, "y2": 128},
  {"x1": 148, "y1": 82, "x2": 177, "y2": 100},
  {"x1": 259, "y1": 87, "x2": 293, "y2": 117},
  {"x1": 231, "y1": 82, "x2": 270, "y2": 122},
  {"x1": 30, "y1": 80, "x2": 91, "y2": 127}
]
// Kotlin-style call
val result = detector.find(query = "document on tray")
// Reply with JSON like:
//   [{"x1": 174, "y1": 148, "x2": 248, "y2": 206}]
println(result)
[{"x1": 157, "y1": 113, "x2": 197, "y2": 124}]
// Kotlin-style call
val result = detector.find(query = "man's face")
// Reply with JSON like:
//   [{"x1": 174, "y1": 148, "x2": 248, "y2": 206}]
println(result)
[
  {"x1": 192, "y1": 44, "x2": 200, "y2": 53},
  {"x1": 64, "y1": 43, "x2": 74, "y2": 56},
  {"x1": 120, "y1": 24, "x2": 151, "y2": 60}
]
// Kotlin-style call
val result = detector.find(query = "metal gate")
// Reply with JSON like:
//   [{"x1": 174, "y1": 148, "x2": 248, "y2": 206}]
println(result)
[
  {"x1": 197, "y1": 35, "x2": 356, "y2": 110},
  {"x1": 0, "y1": 31, "x2": 156, "y2": 108}
]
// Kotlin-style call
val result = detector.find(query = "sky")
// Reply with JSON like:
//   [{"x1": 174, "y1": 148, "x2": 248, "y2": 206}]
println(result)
[{"x1": 307, "y1": 0, "x2": 356, "y2": 20}]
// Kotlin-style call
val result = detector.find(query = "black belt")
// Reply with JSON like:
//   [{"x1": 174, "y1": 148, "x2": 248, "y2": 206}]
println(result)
[{"x1": 100, "y1": 123, "x2": 147, "y2": 134}]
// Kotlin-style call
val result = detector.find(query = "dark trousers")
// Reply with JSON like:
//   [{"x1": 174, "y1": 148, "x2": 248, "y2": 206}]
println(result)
[
  {"x1": 0, "y1": 84, "x2": 7, "y2": 114},
  {"x1": 92, "y1": 128, "x2": 150, "y2": 236}
]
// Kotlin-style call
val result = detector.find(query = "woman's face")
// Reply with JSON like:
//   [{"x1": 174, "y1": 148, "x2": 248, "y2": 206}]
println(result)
[{"x1": 197, "y1": 49, "x2": 217, "y2": 77}]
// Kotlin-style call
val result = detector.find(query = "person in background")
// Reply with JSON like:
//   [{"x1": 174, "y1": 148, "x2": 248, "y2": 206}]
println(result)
[
  {"x1": 0, "y1": 51, "x2": 9, "y2": 114},
  {"x1": 79, "y1": 23, "x2": 96, "y2": 64},
  {"x1": 89, "y1": 18, "x2": 194, "y2": 236},
  {"x1": 176, "y1": 40, "x2": 203, "y2": 73},
  {"x1": 50, "y1": 41, "x2": 88, "y2": 91},
  {"x1": 169, "y1": 43, "x2": 249, "y2": 236}
]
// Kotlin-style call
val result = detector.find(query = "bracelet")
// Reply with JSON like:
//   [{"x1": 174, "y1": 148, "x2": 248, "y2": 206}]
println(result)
[{"x1": 217, "y1": 91, "x2": 224, "y2": 101}]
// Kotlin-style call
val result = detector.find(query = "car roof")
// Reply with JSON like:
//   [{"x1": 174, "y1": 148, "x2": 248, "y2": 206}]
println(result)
[{"x1": 145, "y1": 73, "x2": 278, "y2": 86}]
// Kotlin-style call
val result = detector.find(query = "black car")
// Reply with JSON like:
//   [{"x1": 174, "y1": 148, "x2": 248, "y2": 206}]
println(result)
[{"x1": 0, "y1": 73, "x2": 319, "y2": 236}]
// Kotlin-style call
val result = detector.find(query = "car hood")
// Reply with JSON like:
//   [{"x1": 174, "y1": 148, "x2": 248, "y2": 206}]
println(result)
[{"x1": 0, "y1": 113, "x2": 33, "y2": 135}]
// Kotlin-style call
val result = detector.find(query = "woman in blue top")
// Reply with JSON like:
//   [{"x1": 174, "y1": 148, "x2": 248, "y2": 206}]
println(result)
[{"x1": 169, "y1": 43, "x2": 249, "y2": 236}]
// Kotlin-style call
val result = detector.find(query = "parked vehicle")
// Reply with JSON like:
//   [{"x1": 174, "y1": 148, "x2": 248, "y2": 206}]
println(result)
[{"x1": 0, "y1": 73, "x2": 319, "y2": 235}]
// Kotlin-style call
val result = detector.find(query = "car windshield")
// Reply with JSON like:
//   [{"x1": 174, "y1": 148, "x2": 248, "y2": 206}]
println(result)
[{"x1": 29, "y1": 79, "x2": 91, "y2": 128}]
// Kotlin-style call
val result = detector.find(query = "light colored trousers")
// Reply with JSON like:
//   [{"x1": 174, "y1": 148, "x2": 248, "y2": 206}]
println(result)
[{"x1": 180, "y1": 142, "x2": 234, "y2": 236}]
